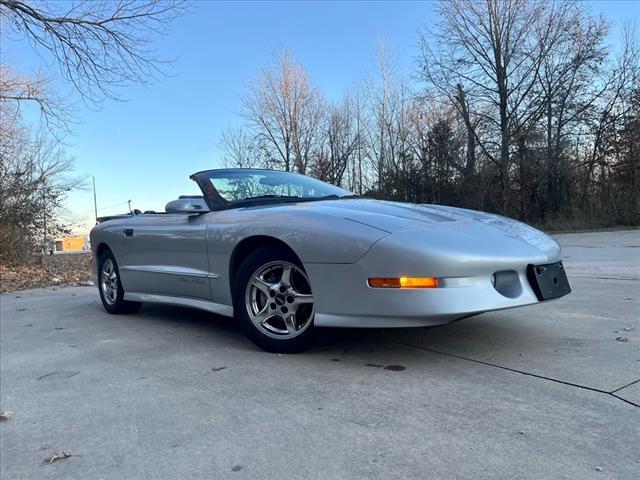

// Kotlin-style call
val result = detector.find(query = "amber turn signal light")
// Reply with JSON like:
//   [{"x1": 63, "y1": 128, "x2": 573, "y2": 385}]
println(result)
[{"x1": 368, "y1": 277, "x2": 439, "y2": 288}]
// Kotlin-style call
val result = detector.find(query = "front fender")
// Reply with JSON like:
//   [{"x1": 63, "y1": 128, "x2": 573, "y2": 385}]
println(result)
[
  {"x1": 206, "y1": 209, "x2": 389, "y2": 265},
  {"x1": 205, "y1": 208, "x2": 389, "y2": 306}
]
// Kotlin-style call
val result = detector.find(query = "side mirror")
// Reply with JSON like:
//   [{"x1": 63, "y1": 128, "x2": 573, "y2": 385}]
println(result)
[{"x1": 165, "y1": 198, "x2": 210, "y2": 213}]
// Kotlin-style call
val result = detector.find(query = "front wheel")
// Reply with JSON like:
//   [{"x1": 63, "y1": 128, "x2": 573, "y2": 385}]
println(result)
[{"x1": 233, "y1": 247, "x2": 316, "y2": 353}]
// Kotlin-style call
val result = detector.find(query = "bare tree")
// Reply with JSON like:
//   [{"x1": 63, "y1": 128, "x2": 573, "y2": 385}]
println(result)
[
  {"x1": 317, "y1": 95, "x2": 359, "y2": 186},
  {"x1": 419, "y1": 0, "x2": 570, "y2": 212},
  {"x1": 537, "y1": 6, "x2": 609, "y2": 216},
  {"x1": 218, "y1": 126, "x2": 263, "y2": 169},
  {"x1": 0, "y1": 103, "x2": 83, "y2": 262},
  {"x1": 241, "y1": 51, "x2": 324, "y2": 174},
  {"x1": 367, "y1": 43, "x2": 397, "y2": 189},
  {"x1": 0, "y1": 0, "x2": 189, "y2": 107},
  {"x1": 0, "y1": 63, "x2": 75, "y2": 136},
  {"x1": 349, "y1": 84, "x2": 370, "y2": 194},
  {"x1": 453, "y1": 84, "x2": 478, "y2": 184},
  {"x1": 334, "y1": 80, "x2": 372, "y2": 194},
  {"x1": 579, "y1": 22, "x2": 639, "y2": 215}
]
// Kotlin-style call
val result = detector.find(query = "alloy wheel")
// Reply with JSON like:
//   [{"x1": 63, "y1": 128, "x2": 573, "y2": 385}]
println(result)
[
  {"x1": 245, "y1": 261, "x2": 314, "y2": 339},
  {"x1": 100, "y1": 258, "x2": 118, "y2": 306}
]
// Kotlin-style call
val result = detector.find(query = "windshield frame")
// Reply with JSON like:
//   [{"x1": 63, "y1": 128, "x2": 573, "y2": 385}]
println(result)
[{"x1": 190, "y1": 168, "x2": 356, "y2": 211}]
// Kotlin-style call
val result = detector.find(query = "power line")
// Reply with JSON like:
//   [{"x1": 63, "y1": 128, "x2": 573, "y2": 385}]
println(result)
[{"x1": 75, "y1": 201, "x2": 129, "y2": 216}]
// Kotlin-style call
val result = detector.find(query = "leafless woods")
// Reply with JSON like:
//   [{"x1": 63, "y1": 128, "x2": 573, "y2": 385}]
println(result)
[{"x1": 221, "y1": 0, "x2": 639, "y2": 228}]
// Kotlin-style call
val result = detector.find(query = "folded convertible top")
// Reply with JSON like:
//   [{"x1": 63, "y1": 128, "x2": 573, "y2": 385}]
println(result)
[{"x1": 96, "y1": 214, "x2": 133, "y2": 223}]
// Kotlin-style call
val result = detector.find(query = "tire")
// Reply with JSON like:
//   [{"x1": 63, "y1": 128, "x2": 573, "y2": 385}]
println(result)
[
  {"x1": 97, "y1": 250, "x2": 142, "y2": 314},
  {"x1": 233, "y1": 247, "x2": 316, "y2": 353}
]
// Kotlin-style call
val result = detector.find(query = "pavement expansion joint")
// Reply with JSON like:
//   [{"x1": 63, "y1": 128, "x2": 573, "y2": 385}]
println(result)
[
  {"x1": 610, "y1": 378, "x2": 640, "y2": 394},
  {"x1": 569, "y1": 275, "x2": 639, "y2": 281},
  {"x1": 383, "y1": 337, "x2": 640, "y2": 409}
]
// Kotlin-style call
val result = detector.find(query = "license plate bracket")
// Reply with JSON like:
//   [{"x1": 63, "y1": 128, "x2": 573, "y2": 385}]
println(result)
[{"x1": 527, "y1": 261, "x2": 571, "y2": 301}]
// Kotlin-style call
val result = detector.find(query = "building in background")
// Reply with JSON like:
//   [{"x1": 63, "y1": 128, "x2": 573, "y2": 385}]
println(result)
[{"x1": 54, "y1": 235, "x2": 90, "y2": 253}]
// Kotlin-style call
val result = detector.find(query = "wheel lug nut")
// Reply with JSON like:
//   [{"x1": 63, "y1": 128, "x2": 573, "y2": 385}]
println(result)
[
  {"x1": 281, "y1": 306, "x2": 288, "y2": 314},
  {"x1": 279, "y1": 286, "x2": 287, "y2": 293},
  {"x1": 270, "y1": 302, "x2": 277, "y2": 310},
  {"x1": 287, "y1": 296, "x2": 294, "y2": 303},
  {"x1": 269, "y1": 290, "x2": 276, "y2": 297}
]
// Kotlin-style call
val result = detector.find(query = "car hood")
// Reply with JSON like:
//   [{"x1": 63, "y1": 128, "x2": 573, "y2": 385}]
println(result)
[{"x1": 282, "y1": 199, "x2": 560, "y2": 259}]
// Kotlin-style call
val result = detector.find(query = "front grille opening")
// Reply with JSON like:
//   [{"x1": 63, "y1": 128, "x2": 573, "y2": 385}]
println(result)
[{"x1": 491, "y1": 270, "x2": 523, "y2": 299}]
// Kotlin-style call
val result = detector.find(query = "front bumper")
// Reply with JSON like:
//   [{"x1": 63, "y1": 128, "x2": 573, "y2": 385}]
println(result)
[{"x1": 305, "y1": 227, "x2": 561, "y2": 328}]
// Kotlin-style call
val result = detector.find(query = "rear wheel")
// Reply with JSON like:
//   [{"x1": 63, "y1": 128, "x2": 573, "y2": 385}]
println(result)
[
  {"x1": 97, "y1": 250, "x2": 142, "y2": 314},
  {"x1": 233, "y1": 247, "x2": 316, "y2": 353}
]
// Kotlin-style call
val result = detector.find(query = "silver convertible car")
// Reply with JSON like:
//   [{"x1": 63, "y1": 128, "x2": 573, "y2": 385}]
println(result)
[{"x1": 90, "y1": 168, "x2": 571, "y2": 352}]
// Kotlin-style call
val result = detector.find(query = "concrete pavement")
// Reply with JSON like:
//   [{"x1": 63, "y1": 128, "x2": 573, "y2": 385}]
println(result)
[{"x1": 1, "y1": 230, "x2": 639, "y2": 479}]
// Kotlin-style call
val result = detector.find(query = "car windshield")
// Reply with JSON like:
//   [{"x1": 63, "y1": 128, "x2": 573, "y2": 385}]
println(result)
[{"x1": 203, "y1": 169, "x2": 355, "y2": 204}]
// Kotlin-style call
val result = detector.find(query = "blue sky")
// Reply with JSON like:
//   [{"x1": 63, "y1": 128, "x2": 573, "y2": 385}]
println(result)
[{"x1": 3, "y1": 0, "x2": 636, "y2": 232}]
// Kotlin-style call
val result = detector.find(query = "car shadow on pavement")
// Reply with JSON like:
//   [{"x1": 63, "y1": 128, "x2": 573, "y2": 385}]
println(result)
[
  {"x1": 133, "y1": 303, "x2": 248, "y2": 343},
  {"x1": 129, "y1": 303, "x2": 547, "y2": 363},
  {"x1": 316, "y1": 317, "x2": 545, "y2": 356}
]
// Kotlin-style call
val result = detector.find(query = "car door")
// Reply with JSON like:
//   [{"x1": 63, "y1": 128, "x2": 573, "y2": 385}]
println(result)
[{"x1": 117, "y1": 213, "x2": 213, "y2": 300}]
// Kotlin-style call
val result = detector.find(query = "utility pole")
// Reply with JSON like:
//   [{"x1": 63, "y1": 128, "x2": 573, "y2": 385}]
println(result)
[
  {"x1": 42, "y1": 187, "x2": 47, "y2": 254},
  {"x1": 92, "y1": 176, "x2": 98, "y2": 224},
  {"x1": 128, "y1": 199, "x2": 132, "y2": 214}
]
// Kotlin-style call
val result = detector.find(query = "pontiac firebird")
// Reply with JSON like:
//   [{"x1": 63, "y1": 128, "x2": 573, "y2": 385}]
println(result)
[{"x1": 90, "y1": 168, "x2": 571, "y2": 352}]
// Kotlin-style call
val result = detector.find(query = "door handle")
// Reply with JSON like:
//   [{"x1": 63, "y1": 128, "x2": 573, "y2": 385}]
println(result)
[{"x1": 124, "y1": 228, "x2": 134, "y2": 238}]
